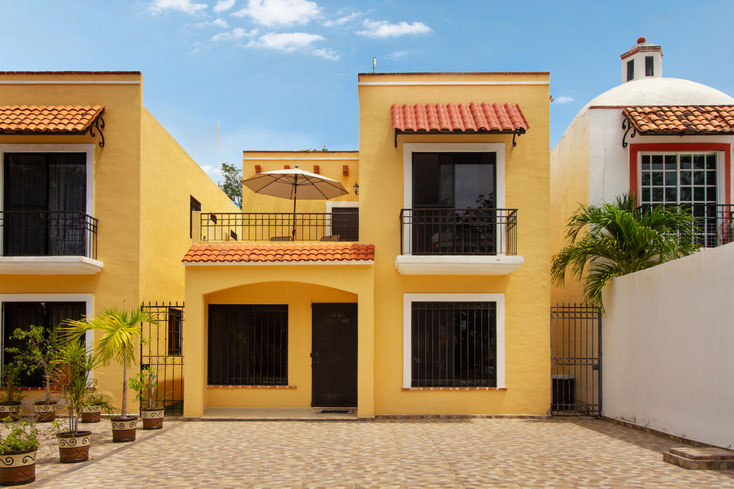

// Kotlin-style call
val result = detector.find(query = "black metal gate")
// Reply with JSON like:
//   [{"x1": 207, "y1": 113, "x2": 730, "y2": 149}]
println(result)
[
  {"x1": 550, "y1": 304, "x2": 601, "y2": 416},
  {"x1": 141, "y1": 302, "x2": 184, "y2": 414}
]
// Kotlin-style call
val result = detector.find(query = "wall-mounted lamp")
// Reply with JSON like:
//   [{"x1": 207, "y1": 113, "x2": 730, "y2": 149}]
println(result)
[{"x1": 353, "y1": 182, "x2": 359, "y2": 195}]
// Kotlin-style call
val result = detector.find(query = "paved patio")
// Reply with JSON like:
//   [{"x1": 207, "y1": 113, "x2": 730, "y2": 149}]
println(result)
[{"x1": 28, "y1": 417, "x2": 734, "y2": 488}]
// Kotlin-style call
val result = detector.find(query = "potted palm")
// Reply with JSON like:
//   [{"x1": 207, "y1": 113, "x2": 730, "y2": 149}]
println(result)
[
  {"x1": 50, "y1": 341, "x2": 95, "y2": 463},
  {"x1": 130, "y1": 364, "x2": 164, "y2": 430},
  {"x1": 6, "y1": 325, "x2": 61, "y2": 423},
  {"x1": 64, "y1": 307, "x2": 157, "y2": 443},
  {"x1": 0, "y1": 365, "x2": 23, "y2": 421},
  {"x1": 0, "y1": 418, "x2": 39, "y2": 486}
]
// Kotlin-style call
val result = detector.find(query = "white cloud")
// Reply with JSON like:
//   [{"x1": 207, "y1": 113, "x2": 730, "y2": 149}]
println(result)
[
  {"x1": 189, "y1": 17, "x2": 230, "y2": 28},
  {"x1": 150, "y1": 0, "x2": 207, "y2": 15},
  {"x1": 553, "y1": 96, "x2": 575, "y2": 104},
  {"x1": 212, "y1": 27, "x2": 258, "y2": 41},
  {"x1": 213, "y1": 0, "x2": 236, "y2": 13},
  {"x1": 357, "y1": 19, "x2": 431, "y2": 38},
  {"x1": 322, "y1": 11, "x2": 362, "y2": 27},
  {"x1": 232, "y1": 0, "x2": 319, "y2": 27},
  {"x1": 246, "y1": 32, "x2": 338, "y2": 60},
  {"x1": 388, "y1": 50, "x2": 409, "y2": 60}
]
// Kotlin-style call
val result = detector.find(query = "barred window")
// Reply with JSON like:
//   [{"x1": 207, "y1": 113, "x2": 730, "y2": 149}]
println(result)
[
  {"x1": 411, "y1": 301, "x2": 496, "y2": 387},
  {"x1": 167, "y1": 308, "x2": 183, "y2": 356},
  {"x1": 207, "y1": 305, "x2": 287, "y2": 386}
]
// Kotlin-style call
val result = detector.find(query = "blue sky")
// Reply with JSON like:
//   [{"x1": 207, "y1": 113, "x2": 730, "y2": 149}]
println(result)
[{"x1": 2, "y1": 0, "x2": 733, "y2": 183}]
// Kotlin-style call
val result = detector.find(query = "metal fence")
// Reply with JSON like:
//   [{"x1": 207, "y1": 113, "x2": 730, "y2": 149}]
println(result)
[
  {"x1": 400, "y1": 208, "x2": 517, "y2": 255},
  {"x1": 0, "y1": 210, "x2": 98, "y2": 258},
  {"x1": 550, "y1": 304, "x2": 602, "y2": 416},
  {"x1": 140, "y1": 302, "x2": 184, "y2": 414},
  {"x1": 199, "y1": 212, "x2": 358, "y2": 242}
]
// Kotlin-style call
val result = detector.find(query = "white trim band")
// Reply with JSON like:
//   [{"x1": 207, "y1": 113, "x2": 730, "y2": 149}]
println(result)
[
  {"x1": 358, "y1": 81, "x2": 548, "y2": 86},
  {"x1": 395, "y1": 255, "x2": 524, "y2": 275},
  {"x1": 243, "y1": 157, "x2": 359, "y2": 161},
  {"x1": 0, "y1": 256, "x2": 103, "y2": 275},
  {"x1": 0, "y1": 81, "x2": 140, "y2": 85}
]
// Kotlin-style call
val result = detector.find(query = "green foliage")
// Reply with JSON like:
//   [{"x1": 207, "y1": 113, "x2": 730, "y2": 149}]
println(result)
[
  {"x1": 50, "y1": 341, "x2": 95, "y2": 435},
  {"x1": 85, "y1": 389, "x2": 115, "y2": 414},
  {"x1": 1, "y1": 364, "x2": 23, "y2": 405},
  {"x1": 129, "y1": 366, "x2": 160, "y2": 410},
  {"x1": 63, "y1": 307, "x2": 158, "y2": 417},
  {"x1": 551, "y1": 194, "x2": 699, "y2": 311},
  {"x1": 0, "y1": 419, "x2": 39, "y2": 454},
  {"x1": 219, "y1": 162, "x2": 242, "y2": 208},
  {"x1": 5, "y1": 325, "x2": 61, "y2": 403}
]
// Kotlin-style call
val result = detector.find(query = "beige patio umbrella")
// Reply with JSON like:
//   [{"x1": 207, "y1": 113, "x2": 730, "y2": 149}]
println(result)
[{"x1": 242, "y1": 166, "x2": 348, "y2": 240}]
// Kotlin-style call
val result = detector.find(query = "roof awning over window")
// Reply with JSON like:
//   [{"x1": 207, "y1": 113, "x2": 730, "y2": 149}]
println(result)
[
  {"x1": 391, "y1": 102, "x2": 529, "y2": 147},
  {"x1": 623, "y1": 105, "x2": 734, "y2": 136},
  {"x1": 0, "y1": 105, "x2": 106, "y2": 147}
]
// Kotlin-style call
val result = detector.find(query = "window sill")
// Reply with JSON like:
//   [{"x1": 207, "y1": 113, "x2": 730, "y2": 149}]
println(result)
[
  {"x1": 402, "y1": 387, "x2": 507, "y2": 391},
  {"x1": 395, "y1": 254, "x2": 523, "y2": 275},
  {"x1": 207, "y1": 385, "x2": 296, "y2": 390},
  {"x1": 0, "y1": 256, "x2": 103, "y2": 275}
]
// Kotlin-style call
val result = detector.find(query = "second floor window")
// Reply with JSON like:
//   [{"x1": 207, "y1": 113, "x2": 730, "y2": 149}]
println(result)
[{"x1": 3, "y1": 153, "x2": 87, "y2": 256}]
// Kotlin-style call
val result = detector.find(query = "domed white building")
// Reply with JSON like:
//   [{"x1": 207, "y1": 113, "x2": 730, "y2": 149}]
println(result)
[{"x1": 551, "y1": 37, "x2": 734, "y2": 302}]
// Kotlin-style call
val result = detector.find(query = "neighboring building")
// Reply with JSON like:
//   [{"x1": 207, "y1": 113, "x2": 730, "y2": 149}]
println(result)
[
  {"x1": 0, "y1": 72, "x2": 238, "y2": 411},
  {"x1": 551, "y1": 38, "x2": 734, "y2": 303},
  {"x1": 183, "y1": 72, "x2": 550, "y2": 418}
]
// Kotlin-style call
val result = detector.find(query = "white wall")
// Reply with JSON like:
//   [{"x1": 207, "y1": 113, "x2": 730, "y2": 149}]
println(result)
[{"x1": 602, "y1": 243, "x2": 734, "y2": 448}]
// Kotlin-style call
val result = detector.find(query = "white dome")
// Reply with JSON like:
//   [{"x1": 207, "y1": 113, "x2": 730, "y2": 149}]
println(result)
[{"x1": 570, "y1": 77, "x2": 734, "y2": 126}]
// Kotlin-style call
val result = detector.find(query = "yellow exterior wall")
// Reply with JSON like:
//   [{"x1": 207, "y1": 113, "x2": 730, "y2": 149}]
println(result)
[
  {"x1": 358, "y1": 73, "x2": 551, "y2": 415},
  {"x1": 549, "y1": 111, "x2": 590, "y2": 304},
  {"x1": 206, "y1": 282, "x2": 356, "y2": 409}
]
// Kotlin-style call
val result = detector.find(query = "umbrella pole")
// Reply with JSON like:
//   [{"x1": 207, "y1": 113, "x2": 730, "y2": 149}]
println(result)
[{"x1": 292, "y1": 174, "x2": 298, "y2": 240}]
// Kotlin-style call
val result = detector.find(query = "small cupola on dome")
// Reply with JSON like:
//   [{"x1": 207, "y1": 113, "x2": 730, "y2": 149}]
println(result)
[{"x1": 620, "y1": 37, "x2": 663, "y2": 84}]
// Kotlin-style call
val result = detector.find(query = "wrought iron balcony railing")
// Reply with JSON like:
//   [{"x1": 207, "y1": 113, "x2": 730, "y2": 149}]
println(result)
[
  {"x1": 637, "y1": 203, "x2": 734, "y2": 249},
  {"x1": 199, "y1": 212, "x2": 358, "y2": 242},
  {"x1": 400, "y1": 208, "x2": 517, "y2": 256},
  {"x1": 0, "y1": 211, "x2": 98, "y2": 259}
]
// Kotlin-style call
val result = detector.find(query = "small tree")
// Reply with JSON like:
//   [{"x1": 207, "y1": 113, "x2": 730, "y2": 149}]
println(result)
[
  {"x1": 0, "y1": 363, "x2": 22, "y2": 406},
  {"x1": 5, "y1": 325, "x2": 61, "y2": 404},
  {"x1": 551, "y1": 194, "x2": 699, "y2": 310},
  {"x1": 219, "y1": 162, "x2": 242, "y2": 208},
  {"x1": 50, "y1": 341, "x2": 95, "y2": 435},
  {"x1": 64, "y1": 308, "x2": 158, "y2": 418},
  {"x1": 129, "y1": 364, "x2": 160, "y2": 410}
]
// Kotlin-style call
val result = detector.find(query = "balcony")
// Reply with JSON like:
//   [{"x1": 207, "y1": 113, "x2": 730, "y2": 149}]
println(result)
[
  {"x1": 638, "y1": 203, "x2": 734, "y2": 249},
  {"x1": 0, "y1": 211, "x2": 101, "y2": 274},
  {"x1": 199, "y1": 212, "x2": 358, "y2": 242},
  {"x1": 396, "y1": 208, "x2": 523, "y2": 275}
]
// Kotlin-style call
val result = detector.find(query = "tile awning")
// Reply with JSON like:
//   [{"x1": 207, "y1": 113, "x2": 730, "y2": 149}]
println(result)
[
  {"x1": 0, "y1": 105, "x2": 105, "y2": 134},
  {"x1": 623, "y1": 105, "x2": 734, "y2": 135},
  {"x1": 182, "y1": 243, "x2": 375, "y2": 264}
]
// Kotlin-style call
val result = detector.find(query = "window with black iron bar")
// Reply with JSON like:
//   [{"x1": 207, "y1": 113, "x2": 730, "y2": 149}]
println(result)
[
  {"x1": 411, "y1": 301, "x2": 496, "y2": 387},
  {"x1": 207, "y1": 305, "x2": 288, "y2": 385},
  {"x1": 167, "y1": 308, "x2": 183, "y2": 356}
]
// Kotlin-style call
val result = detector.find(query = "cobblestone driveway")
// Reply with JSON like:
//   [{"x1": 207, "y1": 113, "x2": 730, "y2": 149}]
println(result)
[{"x1": 28, "y1": 418, "x2": 734, "y2": 488}]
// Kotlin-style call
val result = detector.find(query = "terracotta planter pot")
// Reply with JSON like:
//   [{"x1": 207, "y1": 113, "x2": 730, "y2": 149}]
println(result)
[
  {"x1": 56, "y1": 431, "x2": 91, "y2": 464},
  {"x1": 0, "y1": 404, "x2": 20, "y2": 422},
  {"x1": 33, "y1": 402, "x2": 57, "y2": 423},
  {"x1": 0, "y1": 450, "x2": 37, "y2": 486},
  {"x1": 141, "y1": 408, "x2": 164, "y2": 430},
  {"x1": 80, "y1": 405, "x2": 102, "y2": 423},
  {"x1": 110, "y1": 416, "x2": 137, "y2": 443}
]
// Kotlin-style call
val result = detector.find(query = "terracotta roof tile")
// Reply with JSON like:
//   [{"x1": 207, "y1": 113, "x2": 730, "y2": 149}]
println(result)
[
  {"x1": 391, "y1": 102, "x2": 529, "y2": 133},
  {"x1": 623, "y1": 105, "x2": 734, "y2": 135},
  {"x1": 0, "y1": 105, "x2": 104, "y2": 134},
  {"x1": 182, "y1": 243, "x2": 375, "y2": 264}
]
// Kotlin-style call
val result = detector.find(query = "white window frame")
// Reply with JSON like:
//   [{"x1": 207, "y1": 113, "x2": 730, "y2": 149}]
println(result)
[
  {"x1": 402, "y1": 143, "x2": 506, "y2": 255},
  {"x1": 0, "y1": 144, "x2": 95, "y2": 255},
  {"x1": 402, "y1": 293, "x2": 505, "y2": 389},
  {"x1": 0, "y1": 293, "x2": 94, "y2": 381},
  {"x1": 637, "y1": 151, "x2": 726, "y2": 206},
  {"x1": 324, "y1": 201, "x2": 359, "y2": 240}
]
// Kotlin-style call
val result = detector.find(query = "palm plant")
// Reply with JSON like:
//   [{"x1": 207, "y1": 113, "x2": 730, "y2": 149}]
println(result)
[
  {"x1": 551, "y1": 194, "x2": 699, "y2": 310},
  {"x1": 50, "y1": 341, "x2": 95, "y2": 434},
  {"x1": 64, "y1": 307, "x2": 157, "y2": 418}
]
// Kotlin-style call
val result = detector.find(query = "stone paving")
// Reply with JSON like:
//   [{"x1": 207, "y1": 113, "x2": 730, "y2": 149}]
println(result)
[{"x1": 23, "y1": 417, "x2": 734, "y2": 488}]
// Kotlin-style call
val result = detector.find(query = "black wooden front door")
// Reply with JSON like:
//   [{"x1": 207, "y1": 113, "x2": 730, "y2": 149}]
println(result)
[{"x1": 311, "y1": 303, "x2": 357, "y2": 407}]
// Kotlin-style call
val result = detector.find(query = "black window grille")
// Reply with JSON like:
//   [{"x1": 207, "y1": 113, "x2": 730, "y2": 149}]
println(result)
[
  {"x1": 208, "y1": 305, "x2": 288, "y2": 386},
  {"x1": 411, "y1": 301, "x2": 496, "y2": 387},
  {"x1": 627, "y1": 60, "x2": 635, "y2": 81},
  {"x1": 190, "y1": 196, "x2": 201, "y2": 238},
  {"x1": 1, "y1": 301, "x2": 85, "y2": 387},
  {"x1": 645, "y1": 56, "x2": 654, "y2": 76},
  {"x1": 331, "y1": 207, "x2": 359, "y2": 241},
  {"x1": 167, "y1": 308, "x2": 183, "y2": 356}
]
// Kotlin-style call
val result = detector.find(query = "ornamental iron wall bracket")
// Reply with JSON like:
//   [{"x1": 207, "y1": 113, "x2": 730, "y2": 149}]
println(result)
[
  {"x1": 622, "y1": 117, "x2": 637, "y2": 148},
  {"x1": 87, "y1": 116, "x2": 105, "y2": 148}
]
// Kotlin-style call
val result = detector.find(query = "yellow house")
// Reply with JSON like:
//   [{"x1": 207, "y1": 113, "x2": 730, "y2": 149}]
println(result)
[
  {"x1": 0, "y1": 71, "x2": 238, "y2": 413},
  {"x1": 183, "y1": 71, "x2": 551, "y2": 418}
]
